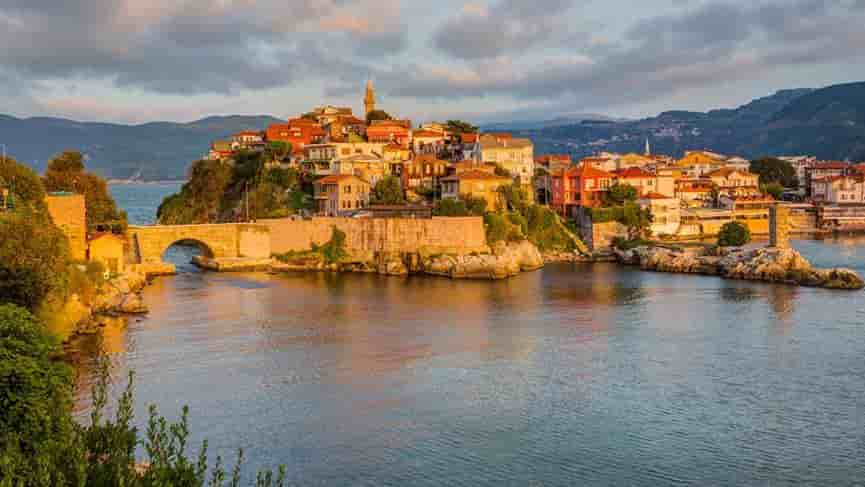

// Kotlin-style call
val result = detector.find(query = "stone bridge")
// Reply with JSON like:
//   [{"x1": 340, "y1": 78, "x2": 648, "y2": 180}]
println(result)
[{"x1": 128, "y1": 223, "x2": 271, "y2": 264}]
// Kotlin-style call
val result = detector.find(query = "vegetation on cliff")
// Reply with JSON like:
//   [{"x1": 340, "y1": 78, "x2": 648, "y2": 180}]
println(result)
[
  {"x1": 158, "y1": 151, "x2": 310, "y2": 224},
  {"x1": 370, "y1": 176, "x2": 406, "y2": 205},
  {"x1": 43, "y1": 150, "x2": 128, "y2": 233}
]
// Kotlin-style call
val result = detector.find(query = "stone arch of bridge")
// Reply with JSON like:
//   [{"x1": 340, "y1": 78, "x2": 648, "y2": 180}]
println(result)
[{"x1": 160, "y1": 238, "x2": 216, "y2": 260}]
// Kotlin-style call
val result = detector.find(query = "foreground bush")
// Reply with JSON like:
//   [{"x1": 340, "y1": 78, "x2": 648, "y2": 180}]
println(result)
[{"x1": 0, "y1": 304, "x2": 285, "y2": 486}]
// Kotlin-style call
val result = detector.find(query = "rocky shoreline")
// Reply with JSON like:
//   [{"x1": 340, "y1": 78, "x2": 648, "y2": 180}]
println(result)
[
  {"x1": 270, "y1": 240, "x2": 545, "y2": 280},
  {"x1": 614, "y1": 245, "x2": 865, "y2": 290},
  {"x1": 59, "y1": 271, "x2": 151, "y2": 339}
]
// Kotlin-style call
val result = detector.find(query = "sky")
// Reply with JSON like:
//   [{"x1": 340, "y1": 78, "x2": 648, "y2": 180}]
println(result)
[{"x1": 2, "y1": 0, "x2": 865, "y2": 125}]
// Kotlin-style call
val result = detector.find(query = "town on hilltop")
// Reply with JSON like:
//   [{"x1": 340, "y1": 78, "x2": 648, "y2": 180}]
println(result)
[{"x1": 198, "y1": 80, "x2": 865, "y2": 248}]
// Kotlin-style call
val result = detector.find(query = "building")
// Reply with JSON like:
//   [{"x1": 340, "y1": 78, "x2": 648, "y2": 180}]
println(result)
[
  {"x1": 231, "y1": 130, "x2": 265, "y2": 151},
  {"x1": 402, "y1": 154, "x2": 448, "y2": 191},
  {"x1": 580, "y1": 155, "x2": 618, "y2": 172},
  {"x1": 550, "y1": 163, "x2": 616, "y2": 215},
  {"x1": 331, "y1": 153, "x2": 388, "y2": 186},
  {"x1": 45, "y1": 192, "x2": 87, "y2": 260},
  {"x1": 325, "y1": 115, "x2": 367, "y2": 142},
  {"x1": 314, "y1": 174, "x2": 370, "y2": 216},
  {"x1": 613, "y1": 167, "x2": 675, "y2": 197},
  {"x1": 719, "y1": 194, "x2": 775, "y2": 235},
  {"x1": 88, "y1": 233, "x2": 125, "y2": 275},
  {"x1": 266, "y1": 119, "x2": 326, "y2": 152},
  {"x1": 440, "y1": 170, "x2": 512, "y2": 211},
  {"x1": 412, "y1": 129, "x2": 446, "y2": 155},
  {"x1": 811, "y1": 174, "x2": 865, "y2": 204},
  {"x1": 536, "y1": 154, "x2": 571, "y2": 172},
  {"x1": 806, "y1": 161, "x2": 850, "y2": 196},
  {"x1": 311, "y1": 105, "x2": 353, "y2": 126},
  {"x1": 479, "y1": 134, "x2": 534, "y2": 186},
  {"x1": 638, "y1": 192, "x2": 681, "y2": 237},
  {"x1": 364, "y1": 79, "x2": 376, "y2": 116},
  {"x1": 208, "y1": 140, "x2": 233, "y2": 160},
  {"x1": 676, "y1": 150, "x2": 727, "y2": 176},
  {"x1": 302, "y1": 144, "x2": 338, "y2": 175},
  {"x1": 675, "y1": 178, "x2": 714, "y2": 207},
  {"x1": 704, "y1": 167, "x2": 760, "y2": 196},
  {"x1": 367, "y1": 120, "x2": 412, "y2": 147}
]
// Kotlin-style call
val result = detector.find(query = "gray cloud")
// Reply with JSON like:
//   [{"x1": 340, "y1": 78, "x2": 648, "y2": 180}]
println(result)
[
  {"x1": 398, "y1": 0, "x2": 865, "y2": 113},
  {"x1": 0, "y1": 0, "x2": 406, "y2": 95},
  {"x1": 433, "y1": 0, "x2": 575, "y2": 60}
]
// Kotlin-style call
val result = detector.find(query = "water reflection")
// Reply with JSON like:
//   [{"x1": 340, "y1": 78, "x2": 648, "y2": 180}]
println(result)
[{"x1": 70, "y1": 242, "x2": 865, "y2": 486}]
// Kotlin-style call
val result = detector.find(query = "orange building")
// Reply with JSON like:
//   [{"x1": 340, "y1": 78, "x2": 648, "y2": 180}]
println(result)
[
  {"x1": 366, "y1": 121, "x2": 411, "y2": 147},
  {"x1": 441, "y1": 170, "x2": 512, "y2": 211},
  {"x1": 45, "y1": 192, "x2": 87, "y2": 260},
  {"x1": 314, "y1": 175, "x2": 370, "y2": 216},
  {"x1": 266, "y1": 119, "x2": 326, "y2": 153}
]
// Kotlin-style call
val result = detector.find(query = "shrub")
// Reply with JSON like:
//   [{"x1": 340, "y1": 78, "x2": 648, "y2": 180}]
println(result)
[
  {"x1": 484, "y1": 213, "x2": 524, "y2": 243},
  {"x1": 370, "y1": 176, "x2": 405, "y2": 205},
  {"x1": 602, "y1": 183, "x2": 638, "y2": 206},
  {"x1": 718, "y1": 221, "x2": 751, "y2": 247}
]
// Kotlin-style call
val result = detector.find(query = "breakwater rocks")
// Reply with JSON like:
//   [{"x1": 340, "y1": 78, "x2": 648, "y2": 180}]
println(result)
[
  {"x1": 614, "y1": 245, "x2": 865, "y2": 290},
  {"x1": 64, "y1": 271, "x2": 150, "y2": 338},
  {"x1": 271, "y1": 240, "x2": 545, "y2": 280}
]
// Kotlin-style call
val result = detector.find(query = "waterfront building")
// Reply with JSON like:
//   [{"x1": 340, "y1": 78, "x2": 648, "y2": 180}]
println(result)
[
  {"x1": 674, "y1": 178, "x2": 714, "y2": 207},
  {"x1": 440, "y1": 170, "x2": 512, "y2": 211},
  {"x1": 314, "y1": 174, "x2": 370, "y2": 216},
  {"x1": 811, "y1": 174, "x2": 865, "y2": 204},
  {"x1": 208, "y1": 140, "x2": 233, "y2": 160},
  {"x1": 638, "y1": 192, "x2": 681, "y2": 237},
  {"x1": 88, "y1": 232, "x2": 125, "y2": 276},
  {"x1": 550, "y1": 163, "x2": 616, "y2": 216},
  {"x1": 704, "y1": 167, "x2": 760, "y2": 196},
  {"x1": 806, "y1": 161, "x2": 850, "y2": 196}
]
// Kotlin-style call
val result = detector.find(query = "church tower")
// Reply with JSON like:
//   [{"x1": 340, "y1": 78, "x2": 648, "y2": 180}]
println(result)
[
  {"x1": 364, "y1": 79, "x2": 376, "y2": 116},
  {"x1": 644, "y1": 137, "x2": 651, "y2": 156}
]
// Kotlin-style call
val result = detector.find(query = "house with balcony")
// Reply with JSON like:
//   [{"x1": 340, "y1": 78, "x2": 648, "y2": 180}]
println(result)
[{"x1": 314, "y1": 174, "x2": 370, "y2": 216}]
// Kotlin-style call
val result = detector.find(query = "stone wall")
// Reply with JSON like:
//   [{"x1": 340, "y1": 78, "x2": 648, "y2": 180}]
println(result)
[
  {"x1": 237, "y1": 224, "x2": 272, "y2": 258},
  {"x1": 261, "y1": 217, "x2": 488, "y2": 255},
  {"x1": 45, "y1": 194, "x2": 87, "y2": 260},
  {"x1": 128, "y1": 223, "x2": 271, "y2": 263},
  {"x1": 575, "y1": 210, "x2": 628, "y2": 251}
]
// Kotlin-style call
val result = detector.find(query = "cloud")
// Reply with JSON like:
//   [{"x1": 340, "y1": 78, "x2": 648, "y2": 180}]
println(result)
[
  {"x1": 0, "y1": 0, "x2": 406, "y2": 95},
  {"x1": 401, "y1": 0, "x2": 865, "y2": 113},
  {"x1": 433, "y1": 0, "x2": 575, "y2": 59}
]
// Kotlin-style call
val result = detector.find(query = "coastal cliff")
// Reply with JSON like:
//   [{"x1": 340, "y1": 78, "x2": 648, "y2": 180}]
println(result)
[
  {"x1": 615, "y1": 245, "x2": 865, "y2": 290},
  {"x1": 48, "y1": 272, "x2": 150, "y2": 339}
]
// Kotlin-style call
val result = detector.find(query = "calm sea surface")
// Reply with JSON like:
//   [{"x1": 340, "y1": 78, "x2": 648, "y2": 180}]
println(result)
[{"x1": 88, "y1": 183, "x2": 865, "y2": 485}]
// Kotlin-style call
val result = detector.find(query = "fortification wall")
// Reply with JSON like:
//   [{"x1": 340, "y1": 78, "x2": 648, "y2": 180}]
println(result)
[
  {"x1": 261, "y1": 217, "x2": 488, "y2": 255},
  {"x1": 45, "y1": 194, "x2": 87, "y2": 260}
]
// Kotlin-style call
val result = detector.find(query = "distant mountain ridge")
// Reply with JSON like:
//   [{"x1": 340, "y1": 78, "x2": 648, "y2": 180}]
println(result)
[
  {"x1": 513, "y1": 82, "x2": 865, "y2": 162},
  {"x1": 0, "y1": 114, "x2": 284, "y2": 181},
  {"x1": 3, "y1": 81, "x2": 865, "y2": 181}
]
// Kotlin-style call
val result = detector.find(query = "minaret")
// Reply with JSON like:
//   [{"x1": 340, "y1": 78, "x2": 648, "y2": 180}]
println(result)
[
  {"x1": 644, "y1": 137, "x2": 651, "y2": 156},
  {"x1": 364, "y1": 78, "x2": 376, "y2": 116}
]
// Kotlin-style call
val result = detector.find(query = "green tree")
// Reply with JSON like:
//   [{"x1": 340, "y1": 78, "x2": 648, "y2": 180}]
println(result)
[
  {"x1": 43, "y1": 151, "x2": 128, "y2": 232},
  {"x1": 0, "y1": 209, "x2": 71, "y2": 311},
  {"x1": 718, "y1": 221, "x2": 751, "y2": 247},
  {"x1": 370, "y1": 176, "x2": 405, "y2": 205},
  {"x1": 493, "y1": 164, "x2": 512, "y2": 178},
  {"x1": 157, "y1": 159, "x2": 233, "y2": 224},
  {"x1": 0, "y1": 155, "x2": 49, "y2": 214},
  {"x1": 433, "y1": 199, "x2": 470, "y2": 216},
  {"x1": 445, "y1": 120, "x2": 478, "y2": 134},
  {"x1": 602, "y1": 183, "x2": 638, "y2": 206},
  {"x1": 0, "y1": 304, "x2": 78, "y2": 485},
  {"x1": 750, "y1": 157, "x2": 798, "y2": 188},
  {"x1": 498, "y1": 183, "x2": 529, "y2": 213},
  {"x1": 366, "y1": 110, "x2": 392, "y2": 124},
  {"x1": 620, "y1": 201, "x2": 653, "y2": 239},
  {"x1": 266, "y1": 141, "x2": 292, "y2": 162},
  {"x1": 762, "y1": 181, "x2": 784, "y2": 199}
]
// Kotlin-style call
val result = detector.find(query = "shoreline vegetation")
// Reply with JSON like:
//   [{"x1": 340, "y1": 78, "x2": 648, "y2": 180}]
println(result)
[{"x1": 0, "y1": 154, "x2": 288, "y2": 485}]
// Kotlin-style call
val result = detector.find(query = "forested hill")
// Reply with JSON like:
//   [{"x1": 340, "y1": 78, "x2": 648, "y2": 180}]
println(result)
[
  {"x1": 0, "y1": 115, "x2": 283, "y2": 181},
  {"x1": 507, "y1": 81, "x2": 865, "y2": 162}
]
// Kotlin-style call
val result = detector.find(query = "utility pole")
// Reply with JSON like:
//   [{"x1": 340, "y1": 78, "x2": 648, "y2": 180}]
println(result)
[{"x1": 245, "y1": 181, "x2": 250, "y2": 222}]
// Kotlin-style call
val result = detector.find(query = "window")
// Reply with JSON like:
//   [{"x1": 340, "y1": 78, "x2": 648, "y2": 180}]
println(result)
[{"x1": 345, "y1": 185, "x2": 352, "y2": 194}]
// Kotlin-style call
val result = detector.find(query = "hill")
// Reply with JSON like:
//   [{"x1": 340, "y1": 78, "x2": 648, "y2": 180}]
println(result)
[
  {"x1": 0, "y1": 115, "x2": 284, "y2": 181},
  {"x1": 509, "y1": 82, "x2": 865, "y2": 162}
]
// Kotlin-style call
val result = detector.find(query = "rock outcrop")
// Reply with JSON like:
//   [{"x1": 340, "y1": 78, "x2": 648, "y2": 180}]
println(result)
[
  {"x1": 271, "y1": 240, "x2": 545, "y2": 280},
  {"x1": 615, "y1": 245, "x2": 864, "y2": 290}
]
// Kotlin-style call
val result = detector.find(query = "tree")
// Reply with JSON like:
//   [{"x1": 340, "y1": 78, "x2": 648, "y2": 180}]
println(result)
[
  {"x1": 370, "y1": 176, "x2": 405, "y2": 205},
  {"x1": 493, "y1": 164, "x2": 512, "y2": 177},
  {"x1": 0, "y1": 209, "x2": 71, "y2": 311},
  {"x1": 0, "y1": 155, "x2": 49, "y2": 214},
  {"x1": 446, "y1": 120, "x2": 478, "y2": 134},
  {"x1": 718, "y1": 221, "x2": 751, "y2": 247},
  {"x1": 750, "y1": 157, "x2": 798, "y2": 188},
  {"x1": 498, "y1": 183, "x2": 529, "y2": 213},
  {"x1": 366, "y1": 110, "x2": 392, "y2": 124},
  {"x1": 43, "y1": 151, "x2": 127, "y2": 232},
  {"x1": 762, "y1": 181, "x2": 784, "y2": 199},
  {"x1": 602, "y1": 183, "x2": 638, "y2": 206},
  {"x1": 620, "y1": 201, "x2": 653, "y2": 239},
  {"x1": 267, "y1": 141, "x2": 292, "y2": 162},
  {"x1": 300, "y1": 112, "x2": 319, "y2": 121},
  {"x1": 0, "y1": 304, "x2": 78, "y2": 484}
]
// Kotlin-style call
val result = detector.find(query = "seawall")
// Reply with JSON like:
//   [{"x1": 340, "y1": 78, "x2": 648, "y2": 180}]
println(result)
[{"x1": 260, "y1": 217, "x2": 489, "y2": 255}]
